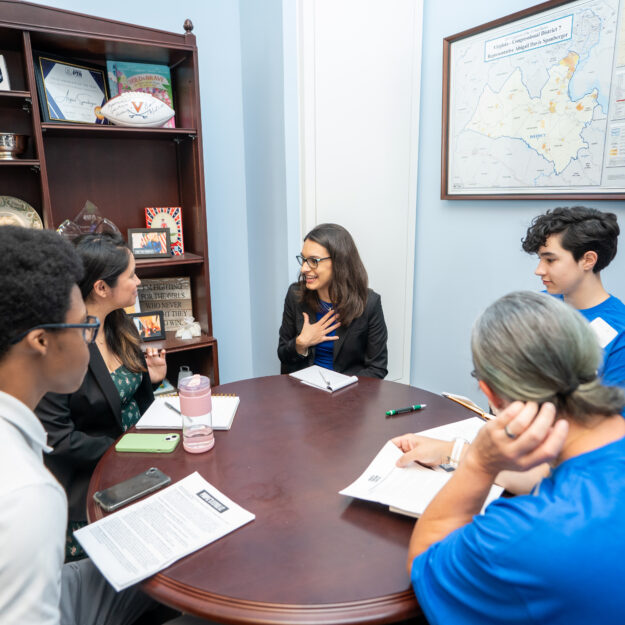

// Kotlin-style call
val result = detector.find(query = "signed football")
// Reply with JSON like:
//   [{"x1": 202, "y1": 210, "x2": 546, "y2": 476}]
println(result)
[{"x1": 100, "y1": 91, "x2": 175, "y2": 128}]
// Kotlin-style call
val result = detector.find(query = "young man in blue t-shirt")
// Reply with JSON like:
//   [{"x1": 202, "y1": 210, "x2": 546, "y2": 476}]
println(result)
[{"x1": 522, "y1": 206, "x2": 625, "y2": 389}]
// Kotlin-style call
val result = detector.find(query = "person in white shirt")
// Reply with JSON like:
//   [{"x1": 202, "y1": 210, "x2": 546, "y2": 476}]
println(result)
[{"x1": 0, "y1": 226, "x2": 154, "y2": 625}]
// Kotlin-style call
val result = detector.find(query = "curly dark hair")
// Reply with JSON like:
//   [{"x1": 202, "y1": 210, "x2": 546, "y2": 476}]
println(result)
[
  {"x1": 298, "y1": 223, "x2": 368, "y2": 327},
  {"x1": 522, "y1": 206, "x2": 619, "y2": 273},
  {"x1": 0, "y1": 226, "x2": 83, "y2": 358}
]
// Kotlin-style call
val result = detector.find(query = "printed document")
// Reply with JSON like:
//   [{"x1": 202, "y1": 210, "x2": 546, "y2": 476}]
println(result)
[
  {"x1": 340, "y1": 417, "x2": 503, "y2": 517},
  {"x1": 75, "y1": 472, "x2": 254, "y2": 591}
]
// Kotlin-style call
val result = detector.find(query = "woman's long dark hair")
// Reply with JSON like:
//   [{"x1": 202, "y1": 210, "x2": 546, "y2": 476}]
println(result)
[
  {"x1": 73, "y1": 233, "x2": 145, "y2": 373},
  {"x1": 298, "y1": 223, "x2": 368, "y2": 326}
]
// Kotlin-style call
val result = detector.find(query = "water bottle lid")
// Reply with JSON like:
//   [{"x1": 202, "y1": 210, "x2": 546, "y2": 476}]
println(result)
[{"x1": 179, "y1": 374, "x2": 211, "y2": 395}]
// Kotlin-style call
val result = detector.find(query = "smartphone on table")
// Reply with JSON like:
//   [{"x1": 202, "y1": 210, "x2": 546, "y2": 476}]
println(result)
[
  {"x1": 93, "y1": 467, "x2": 171, "y2": 512},
  {"x1": 115, "y1": 432, "x2": 180, "y2": 453}
]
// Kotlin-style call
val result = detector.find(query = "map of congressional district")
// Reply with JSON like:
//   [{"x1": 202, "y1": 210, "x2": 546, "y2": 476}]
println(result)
[
  {"x1": 467, "y1": 52, "x2": 597, "y2": 174},
  {"x1": 448, "y1": 0, "x2": 621, "y2": 194}
]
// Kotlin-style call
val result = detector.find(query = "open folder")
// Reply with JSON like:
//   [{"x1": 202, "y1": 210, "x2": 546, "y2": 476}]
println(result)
[
  {"x1": 289, "y1": 365, "x2": 357, "y2": 392},
  {"x1": 135, "y1": 395, "x2": 240, "y2": 431},
  {"x1": 339, "y1": 417, "x2": 503, "y2": 518}
]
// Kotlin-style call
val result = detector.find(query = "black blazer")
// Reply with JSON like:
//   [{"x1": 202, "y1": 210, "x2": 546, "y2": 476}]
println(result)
[
  {"x1": 35, "y1": 343, "x2": 154, "y2": 521},
  {"x1": 278, "y1": 283, "x2": 388, "y2": 378}
]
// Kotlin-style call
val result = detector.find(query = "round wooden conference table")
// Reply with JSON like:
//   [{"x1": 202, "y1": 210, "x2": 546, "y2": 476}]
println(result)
[{"x1": 87, "y1": 375, "x2": 475, "y2": 624}]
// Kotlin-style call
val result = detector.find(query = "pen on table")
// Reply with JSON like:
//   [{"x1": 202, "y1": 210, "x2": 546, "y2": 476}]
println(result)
[
  {"x1": 385, "y1": 404, "x2": 427, "y2": 417},
  {"x1": 164, "y1": 401, "x2": 181, "y2": 415},
  {"x1": 318, "y1": 368, "x2": 333, "y2": 391},
  {"x1": 441, "y1": 393, "x2": 492, "y2": 421}
]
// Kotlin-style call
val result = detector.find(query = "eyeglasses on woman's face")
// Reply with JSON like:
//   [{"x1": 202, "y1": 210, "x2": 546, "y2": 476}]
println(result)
[
  {"x1": 295, "y1": 254, "x2": 331, "y2": 270},
  {"x1": 9, "y1": 315, "x2": 101, "y2": 346}
]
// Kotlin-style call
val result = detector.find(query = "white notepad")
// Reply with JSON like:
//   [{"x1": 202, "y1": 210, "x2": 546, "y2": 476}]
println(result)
[
  {"x1": 135, "y1": 395, "x2": 240, "y2": 431},
  {"x1": 289, "y1": 365, "x2": 358, "y2": 392}
]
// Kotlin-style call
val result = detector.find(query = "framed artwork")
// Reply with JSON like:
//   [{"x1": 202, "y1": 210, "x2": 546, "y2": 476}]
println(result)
[
  {"x1": 442, "y1": 0, "x2": 625, "y2": 200},
  {"x1": 129, "y1": 311, "x2": 166, "y2": 341},
  {"x1": 33, "y1": 53, "x2": 108, "y2": 124},
  {"x1": 145, "y1": 207, "x2": 184, "y2": 255},
  {"x1": 128, "y1": 228, "x2": 171, "y2": 258}
]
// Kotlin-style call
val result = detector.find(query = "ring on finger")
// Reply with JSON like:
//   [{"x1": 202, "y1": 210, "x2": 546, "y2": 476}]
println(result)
[{"x1": 504, "y1": 424, "x2": 517, "y2": 440}]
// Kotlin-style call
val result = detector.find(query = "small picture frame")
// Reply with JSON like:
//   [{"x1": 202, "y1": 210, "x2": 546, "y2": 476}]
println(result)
[
  {"x1": 145, "y1": 206, "x2": 184, "y2": 255},
  {"x1": 129, "y1": 311, "x2": 166, "y2": 342},
  {"x1": 128, "y1": 228, "x2": 171, "y2": 258},
  {"x1": 33, "y1": 53, "x2": 108, "y2": 124},
  {"x1": 0, "y1": 55, "x2": 10, "y2": 91}
]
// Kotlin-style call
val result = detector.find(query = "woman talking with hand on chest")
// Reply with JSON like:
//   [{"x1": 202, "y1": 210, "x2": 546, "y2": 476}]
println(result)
[
  {"x1": 278, "y1": 223, "x2": 388, "y2": 378},
  {"x1": 36, "y1": 232, "x2": 167, "y2": 561}
]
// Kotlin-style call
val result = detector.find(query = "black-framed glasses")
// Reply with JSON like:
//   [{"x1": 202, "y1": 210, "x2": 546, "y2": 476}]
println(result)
[
  {"x1": 9, "y1": 315, "x2": 101, "y2": 346},
  {"x1": 296, "y1": 254, "x2": 331, "y2": 269}
]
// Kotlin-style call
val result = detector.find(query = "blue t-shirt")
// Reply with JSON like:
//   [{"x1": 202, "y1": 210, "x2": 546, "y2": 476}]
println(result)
[
  {"x1": 575, "y1": 295, "x2": 625, "y2": 388},
  {"x1": 313, "y1": 302, "x2": 336, "y2": 370},
  {"x1": 411, "y1": 436, "x2": 625, "y2": 625}
]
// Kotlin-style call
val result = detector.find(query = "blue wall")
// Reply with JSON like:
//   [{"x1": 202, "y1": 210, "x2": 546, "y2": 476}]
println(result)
[
  {"x1": 31, "y1": 0, "x2": 625, "y2": 399},
  {"x1": 411, "y1": 0, "x2": 625, "y2": 403}
]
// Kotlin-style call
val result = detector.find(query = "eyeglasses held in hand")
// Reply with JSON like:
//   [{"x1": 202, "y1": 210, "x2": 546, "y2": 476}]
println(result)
[
  {"x1": 9, "y1": 315, "x2": 101, "y2": 346},
  {"x1": 295, "y1": 254, "x2": 331, "y2": 269}
]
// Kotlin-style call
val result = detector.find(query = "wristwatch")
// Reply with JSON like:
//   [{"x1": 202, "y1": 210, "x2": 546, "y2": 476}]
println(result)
[{"x1": 439, "y1": 437, "x2": 468, "y2": 472}]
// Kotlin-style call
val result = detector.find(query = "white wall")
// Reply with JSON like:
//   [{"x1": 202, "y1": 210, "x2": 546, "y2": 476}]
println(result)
[{"x1": 298, "y1": 0, "x2": 422, "y2": 383}]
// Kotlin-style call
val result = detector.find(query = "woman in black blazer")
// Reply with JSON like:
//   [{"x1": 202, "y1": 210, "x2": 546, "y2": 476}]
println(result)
[
  {"x1": 36, "y1": 233, "x2": 166, "y2": 560},
  {"x1": 278, "y1": 223, "x2": 388, "y2": 378}
]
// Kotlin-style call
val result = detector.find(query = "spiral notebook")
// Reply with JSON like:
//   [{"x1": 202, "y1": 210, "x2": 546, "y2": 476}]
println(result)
[
  {"x1": 289, "y1": 365, "x2": 358, "y2": 393},
  {"x1": 135, "y1": 395, "x2": 240, "y2": 431}
]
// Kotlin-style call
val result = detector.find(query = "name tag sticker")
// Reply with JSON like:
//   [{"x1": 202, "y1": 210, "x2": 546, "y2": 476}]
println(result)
[{"x1": 589, "y1": 317, "x2": 618, "y2": 348}]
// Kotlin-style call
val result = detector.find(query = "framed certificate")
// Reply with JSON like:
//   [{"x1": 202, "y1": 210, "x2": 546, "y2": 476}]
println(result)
[{"x1": 34, "y1": 53, "x2": 108, "y2": 124}]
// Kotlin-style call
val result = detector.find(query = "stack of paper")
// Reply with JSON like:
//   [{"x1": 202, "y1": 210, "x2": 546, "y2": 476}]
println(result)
[
  {"x1": 289, "y1": 365, "x2": 357, "y2": 392},
  {"x1": 339, "y1": 417, "x2": 503, "y2": 518},
  {"x1": 76, "y1": 472, "x2": 254, "y2": 590},
  {"x1": 136, "y1": 395, "x2": 240, "y2": 431}
]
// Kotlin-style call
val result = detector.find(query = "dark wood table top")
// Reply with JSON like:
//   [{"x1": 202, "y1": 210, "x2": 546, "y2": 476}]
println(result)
[{"x1": 87, "y1": 374, "x2": 476, "y2": 624}]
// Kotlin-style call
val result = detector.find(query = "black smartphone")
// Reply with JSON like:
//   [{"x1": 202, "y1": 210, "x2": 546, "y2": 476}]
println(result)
[{"x1": 93, "y1": 467, "x2": 171, "y2": 512}]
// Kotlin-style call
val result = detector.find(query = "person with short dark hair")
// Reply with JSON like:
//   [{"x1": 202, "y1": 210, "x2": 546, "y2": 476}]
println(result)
[
  {"x1": 405, "y1": 291, "x2": 625, "y2": 625},
  {"x1": 278, "y1": 223, "x2": 388, "y2": 378},
  {"x1": 36, "y1": 233, "x2": 167, "y2": 561},
  {"x1": 522, "y1": 206, "x2": 625, "y2": 389},
  {"x1": 0, "y1": 226, "x2": 153, "y2": 624}
]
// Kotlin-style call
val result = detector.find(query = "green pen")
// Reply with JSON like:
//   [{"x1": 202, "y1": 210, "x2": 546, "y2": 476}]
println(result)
[{"x1": 385, "y1": 404, "x2": 427, "y2": 417}]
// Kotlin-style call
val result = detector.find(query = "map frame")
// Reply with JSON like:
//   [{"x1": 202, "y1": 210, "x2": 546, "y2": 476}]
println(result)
[{"x1": 442, "y1": 0, "x2": 625, "y2": 200}]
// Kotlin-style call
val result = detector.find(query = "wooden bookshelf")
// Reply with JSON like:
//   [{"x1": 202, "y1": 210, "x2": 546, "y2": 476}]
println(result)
[{"x1": 0, "y1": 0, "x2": 219, "y2": 383}]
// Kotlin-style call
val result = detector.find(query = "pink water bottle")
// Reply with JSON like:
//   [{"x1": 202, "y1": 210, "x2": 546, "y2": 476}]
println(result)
[{"x1": 179, "y1": 374, "x2": 214, "y2": 453}]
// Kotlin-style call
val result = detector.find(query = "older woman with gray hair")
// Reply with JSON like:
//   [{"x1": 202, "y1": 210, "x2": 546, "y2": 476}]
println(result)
[{"x1": 398, "y1": 291, "x2": 625, "y2": 625}]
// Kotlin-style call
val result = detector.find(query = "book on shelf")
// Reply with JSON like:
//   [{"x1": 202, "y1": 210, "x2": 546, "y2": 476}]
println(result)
[
  {"x1": 106, "y1": 60, "x2": 175, "y2": 128},
  {"x1": 289, "y1": 365, "x2": 357, "y2": 393},
  {"x1": 339, "y1": 417, "x2": 503, "y2": 518},
  {"x1": 138, "y1": 277, "x2": 192, "y2": 331},
  {"x1": 136, "y1": 395, "x2": 240, "y2": 431}
]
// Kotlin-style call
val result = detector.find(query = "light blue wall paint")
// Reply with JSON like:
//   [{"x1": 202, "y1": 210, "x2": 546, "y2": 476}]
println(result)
[
  {"x1": 33, "y1": 0, "x2": 255, "y2": 384},
  {"x1": 25, "y1": 1, "x2": 625, "y2": 396},
  {"x1": 411, "y1": 0, "x2": 625, "y2": 404},
  {"x1": 239, "y1": 0, "x2": 290, "y2": 377},
  {"x1": 282, "y1": 0, "x2": 303, "y2": 276}
]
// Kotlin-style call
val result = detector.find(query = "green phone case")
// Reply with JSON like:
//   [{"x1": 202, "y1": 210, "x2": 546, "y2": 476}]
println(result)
[{"x1": 115, "y1": 432, "x2": 180, "y2": 453}]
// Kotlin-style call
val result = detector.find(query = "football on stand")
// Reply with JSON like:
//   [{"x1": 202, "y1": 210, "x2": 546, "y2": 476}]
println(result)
[{"x1": 99, "y1": 91, "x2": 175, "y2": 127}]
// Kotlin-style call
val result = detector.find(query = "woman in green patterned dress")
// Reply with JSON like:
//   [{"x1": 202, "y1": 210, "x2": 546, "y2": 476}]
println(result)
[{"x1": 36, "y1": 233, "x2": 167, "y2": 560}]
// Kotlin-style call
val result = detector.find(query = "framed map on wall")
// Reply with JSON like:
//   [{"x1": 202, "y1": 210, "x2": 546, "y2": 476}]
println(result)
[{"x1": 442, "y1": 0, "x2": 625, "y2": 199}]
